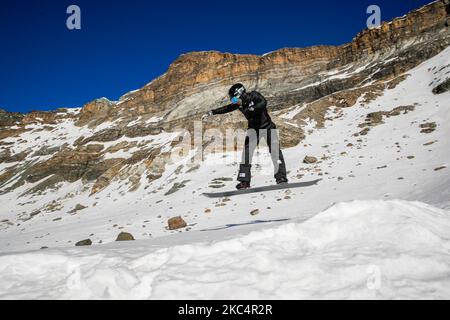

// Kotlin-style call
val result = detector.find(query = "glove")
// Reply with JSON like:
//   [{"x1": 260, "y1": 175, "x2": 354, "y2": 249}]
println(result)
[{"x1": 202, "y1": 111, "x2": 213, "y2": 121}]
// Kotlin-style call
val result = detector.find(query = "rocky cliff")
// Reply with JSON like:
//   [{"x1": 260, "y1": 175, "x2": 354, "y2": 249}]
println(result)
[{"x1": 78, "y1": 0, "x2": 449, "y2": 125}]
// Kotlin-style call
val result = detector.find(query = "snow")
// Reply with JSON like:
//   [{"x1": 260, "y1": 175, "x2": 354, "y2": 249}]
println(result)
[
  {"x1": 0, "y1": 45, "x2": 449, "y2": 299},
  {"x1": 279, "y1": 104, "x2": 307, "y2": 120},
  {"x1": 292, "y1": 62, "x2": 373, "y2": 93},
  {"x1": 0, "y1": 200, "x2": 448, "y2": 299},
  {"x1": 146, "y1": 116, "x2": 164, "y2": 124}
]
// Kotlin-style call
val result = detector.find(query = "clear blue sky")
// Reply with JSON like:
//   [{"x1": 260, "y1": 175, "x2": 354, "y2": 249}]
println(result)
[{"x1": 0, "y1": 0, "x2": 431, "y2": 113}]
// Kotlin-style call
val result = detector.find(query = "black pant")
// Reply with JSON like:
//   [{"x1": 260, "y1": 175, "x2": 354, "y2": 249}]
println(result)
[{"x1": 237, "y1": 123, "x2": 287, "y2": 183}]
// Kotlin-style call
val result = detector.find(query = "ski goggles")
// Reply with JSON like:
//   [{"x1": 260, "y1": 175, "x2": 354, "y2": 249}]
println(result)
[{"x1": 231, "y1": 96, "x2": 240, "y2": 104}]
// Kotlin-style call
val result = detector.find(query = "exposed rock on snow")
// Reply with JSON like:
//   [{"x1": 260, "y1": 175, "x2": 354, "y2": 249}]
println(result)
[
  {"x1": 75, "y1": 239, "x2": 92, "y2": 247},
  {"x1": 303, "y1": 156, "x2": 318, "y2": 164},
  {"x1": 115, "y1": 232, "x2": 135, "y2": 241},
  {"x1": 420, "y1": 122, "x2": 437, "y2": 134},
  {"x1": 168, "y1": 216, "x2": 187, "y2": 230},
  {"x1": 432, "y1": 78, "x2": 450, "y2": 94},
  {"x1": 363, "y1": 106, "x2": 416, "y2": 127}
]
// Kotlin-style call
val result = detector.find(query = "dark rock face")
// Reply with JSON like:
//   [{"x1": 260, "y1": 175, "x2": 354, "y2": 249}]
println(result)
[
  {"x1": 82, "y1": 158, "x2": 124, "y2": 182},
  {"x1": 32, "y1": 146, "x2": 61, "y2": 157},
  {"x1": 75, "y1": 126, "x2": 163, "y2": 146},
  {"x1": 0, "y1": 109, "x2": 24, "y2": 126},
  {"x1": 78, "y1": 128, "x2": 123, "y2": 145},
  {"x1": 0, "y1": 150, "x2": 29, "y2": 163},
  {"x1": 433, "y1": 78, "x2": 450, "y2": 94},
  {"x1": 25, "y1": 150, "x2": 103, "y2": 183}
]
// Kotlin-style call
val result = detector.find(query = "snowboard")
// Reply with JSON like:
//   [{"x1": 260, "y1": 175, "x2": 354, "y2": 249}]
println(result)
[{"x1": 202, "y1": 179, "x2": 321, "y2": 198}]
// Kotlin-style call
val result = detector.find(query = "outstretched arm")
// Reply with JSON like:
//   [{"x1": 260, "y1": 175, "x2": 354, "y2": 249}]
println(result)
[
  {"x1": 211, "y1": 104, "x2": 240, "y2": 115},
  {"x1": 202, "y1": 103, "x2": 240, "y2": 120}
]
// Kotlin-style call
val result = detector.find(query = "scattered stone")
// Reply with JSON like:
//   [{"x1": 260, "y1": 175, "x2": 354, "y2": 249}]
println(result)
[
  {"x1": 40, "y1": 247, "x2": 49, "y2": 250},
  {"x1": 75, "y1": 239, "x2": 92, "y2": 246},
  {"x1": 377, "y1": 165, "x2": 388, "y2": 169},
  {"x1": 209, "y1": 184, "x2": 225, "y2": 189},
  {"x1": 423, "y1": 141, "x2": 437, "y2": 146},
  {"x1": 337, "y1": 177, "x2": 344, "y2": 181},
  {"x1": 359, "y1": 128, "x2": 371, "y2": 136},
  {"x1": 69, "y1": 204, "x2": 87, "y2": 214},
  {"x1": 168, "y1": 216, "x2": 187, "y2": 230},
  {"x1": 116, "y1": 232, "x2": 135, "y2": 241},
  {"x1": 165, "y1": 180, "x2": 190, "y2": 196},
  {"x1": 204, "y1": 209, "x2": 212, "y2": 213},
  {"x1": 212, "y1": 177, "x2": 233, "y2": 182},
  {"x1": 420, "y1": 122, "x2": 437, "y2": 134},
  {"x1": 303, "y1": 156, "x2": 318, "y2": 164},
  {"x1": 52, "y1": 217, "x2": 62, "y2": 221},
  {"x1": 407, "y1": 156, "x2": 415, "y2": 160},
  {"x1": 432, "y1": 78, "x2": 450, "y2": 94},
  {"x1": 186, "y1": 164, "x2": 200, "y2": 173},
  {"x1": 215, "y1": 203, "x2": 227, "y2": 207},
  {"x1": 366, "y1": 112, "x2": 384, "y2": 125},
  {"x1": 434, "y1": 166, "x2": 447, "y2": 171},
  {"x1": 250, "y1": 209, "x2": 260, "y2": 216}
]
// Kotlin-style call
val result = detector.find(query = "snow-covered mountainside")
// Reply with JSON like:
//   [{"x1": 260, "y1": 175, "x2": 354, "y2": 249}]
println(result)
[{"x1": 0, "y1": 1, "x2": 449, "y2": 299}]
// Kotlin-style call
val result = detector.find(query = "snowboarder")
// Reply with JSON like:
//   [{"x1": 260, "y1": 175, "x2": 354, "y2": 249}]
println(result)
[{"x1": 202, "y1": 83, "x2": 288, "y2": 190}]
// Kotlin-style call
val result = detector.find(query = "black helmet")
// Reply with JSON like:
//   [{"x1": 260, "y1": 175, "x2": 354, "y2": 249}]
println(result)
[{"x1": 228, "y1": 83, "x2": 246, "y2": 100}]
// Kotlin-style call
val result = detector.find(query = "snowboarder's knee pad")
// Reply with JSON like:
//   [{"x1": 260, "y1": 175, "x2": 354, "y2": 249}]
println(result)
[{"x1": 237, "y1": 164, "x2": 252, "y2": 182}]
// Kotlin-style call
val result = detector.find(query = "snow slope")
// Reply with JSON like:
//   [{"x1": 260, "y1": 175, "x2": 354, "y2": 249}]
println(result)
[
  {"x1": 0, "y1": 46, "x2": 449, "y2": 299},
  {"x1": 0, "y1": 200, "x2": 449, "y2": 299}
]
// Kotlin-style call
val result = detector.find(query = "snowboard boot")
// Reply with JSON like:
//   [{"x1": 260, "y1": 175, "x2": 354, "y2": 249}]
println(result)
[
  {"x1": 236, "y1": 182, "x2": 251, "y2": 190},
  {"x1": 276, "y1": 176, "x2": 289, "y2": 185}
]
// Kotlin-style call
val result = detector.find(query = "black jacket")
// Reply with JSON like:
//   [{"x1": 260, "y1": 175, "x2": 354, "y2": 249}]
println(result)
[{"x1": 212, "y1": 91, "x2": 273, "y2": 129}]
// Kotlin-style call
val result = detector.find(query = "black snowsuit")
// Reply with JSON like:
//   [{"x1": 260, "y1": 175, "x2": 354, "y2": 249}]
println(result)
[{"x1": 212, "y1": 91, "x2": 287, "y2": 183}]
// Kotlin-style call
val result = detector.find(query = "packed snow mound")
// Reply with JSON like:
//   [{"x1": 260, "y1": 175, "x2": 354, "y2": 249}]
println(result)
[{"x1": 1, "y1": 200, "x2": 449, "y2": 300}]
